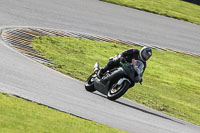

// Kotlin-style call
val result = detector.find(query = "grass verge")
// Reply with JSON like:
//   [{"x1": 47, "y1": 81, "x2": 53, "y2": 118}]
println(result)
[
  {"x1": 32, "y1": 36, "x2": 200, "y2": 125},
  {"x1": 101, "y1": 0, "x2": 200, "y2": 24},
  {"x1": 0, "y1": 93, "x2": 125, "y2": 133}
]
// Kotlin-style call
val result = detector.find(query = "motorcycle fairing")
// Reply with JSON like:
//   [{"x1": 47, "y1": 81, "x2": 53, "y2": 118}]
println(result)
[{"x1": 94, "y1": 67, "x2": 125, "y2": 95}]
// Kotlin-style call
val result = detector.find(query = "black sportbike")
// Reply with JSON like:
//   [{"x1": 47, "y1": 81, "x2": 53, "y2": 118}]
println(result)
[{"x1": 85, "y1": 60, "x2": 144, "y2": 100}]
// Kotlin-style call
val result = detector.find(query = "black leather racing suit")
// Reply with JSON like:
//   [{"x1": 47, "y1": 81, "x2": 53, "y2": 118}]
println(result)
[{"x1": 99, "y1": 48, "x2": 146, "y2": 76}]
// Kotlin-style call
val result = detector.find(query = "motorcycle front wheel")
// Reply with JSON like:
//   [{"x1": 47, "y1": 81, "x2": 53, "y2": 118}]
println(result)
[
  {"x1": 107, "y1": 80, "x2": 130, "y2": 101},
  {"x1": 85, "y1": 73, "x2": 96, "y2": 92}
]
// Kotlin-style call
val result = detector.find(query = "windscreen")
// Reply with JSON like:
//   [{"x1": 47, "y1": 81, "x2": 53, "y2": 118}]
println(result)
[{"x1": 133, "y1": 60, "x2": 144, "y2": 75}]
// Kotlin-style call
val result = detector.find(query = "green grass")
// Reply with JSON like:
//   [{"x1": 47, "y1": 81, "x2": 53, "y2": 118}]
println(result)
[
  {"x1": 101, "y1": 0, "x2": 200, "y2": 24},
  {"x1": 32, "y1": 36, "x2": 200, "y2": 125},
  {"x1": 0, "y1": 93, "x2": 125, "y2": 133}
]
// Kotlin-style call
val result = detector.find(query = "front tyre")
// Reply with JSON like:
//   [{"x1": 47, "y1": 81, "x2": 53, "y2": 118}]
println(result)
[
  {"x1": 85, "y1": 73, "x2": 96, "y2": 92},
  {"x1": 107, "y1": 80, "x2": 130, "y2": 101}
]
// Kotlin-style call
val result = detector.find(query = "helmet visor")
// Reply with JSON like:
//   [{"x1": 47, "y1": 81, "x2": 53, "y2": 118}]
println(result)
[{"x1": 142, "y1": 50, "x2": 151, "y2": 61}]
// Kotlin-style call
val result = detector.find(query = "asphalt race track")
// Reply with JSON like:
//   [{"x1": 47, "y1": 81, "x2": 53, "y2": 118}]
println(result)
[{"x1": 0, "y1": 0, "x2": 200, "y2": 133}]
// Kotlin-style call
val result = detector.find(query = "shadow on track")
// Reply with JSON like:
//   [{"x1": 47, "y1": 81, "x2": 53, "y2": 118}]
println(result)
[
  {"x1": 93, "y1": 92, "x2": 185, "y2": 125},
  {"x1": 115, "y1": 100, "x2": 185, "y2": 125}
]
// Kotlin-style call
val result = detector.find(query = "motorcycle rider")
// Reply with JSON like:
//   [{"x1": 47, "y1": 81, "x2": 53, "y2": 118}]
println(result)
[{"x1": 98, "y1": 46, "x2": 152, "y2": 84}]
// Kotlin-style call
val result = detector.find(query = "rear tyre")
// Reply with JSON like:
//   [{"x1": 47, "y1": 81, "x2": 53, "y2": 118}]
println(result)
[
  {"x1": 85, "y1": 73, "x2": 96, "y2": 92},
  {"x1": 107, "y1": 80, "x2": 130, "y2": 101}
]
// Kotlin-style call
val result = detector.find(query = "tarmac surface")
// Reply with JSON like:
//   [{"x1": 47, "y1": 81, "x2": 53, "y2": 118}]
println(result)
[{"x1": 0, "y1": 0, "x2": 200, "y2": 132}]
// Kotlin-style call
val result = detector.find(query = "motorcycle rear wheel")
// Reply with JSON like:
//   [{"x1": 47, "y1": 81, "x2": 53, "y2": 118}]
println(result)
[
  {"x1": 85, "y1": 73, "x2": 96, "y2": 92},
  {"x1": 107, "y1": 80, "x2": 130, "y2": 101}
]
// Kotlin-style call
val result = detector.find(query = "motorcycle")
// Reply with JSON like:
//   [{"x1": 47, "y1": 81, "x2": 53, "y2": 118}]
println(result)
[{"x1": 84, "y1": 60, "x2": 144, "y2": 101}]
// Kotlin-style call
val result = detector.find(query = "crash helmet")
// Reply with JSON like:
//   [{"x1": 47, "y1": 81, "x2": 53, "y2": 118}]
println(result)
[{"x1": 139, "y1": 46, "x2": 152, "y2": 62}]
